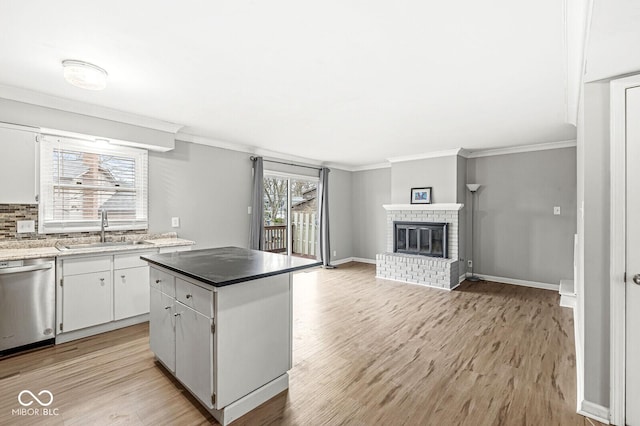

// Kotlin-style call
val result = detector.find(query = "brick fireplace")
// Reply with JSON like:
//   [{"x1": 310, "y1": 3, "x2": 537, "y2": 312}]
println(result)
[{"x1": 375, "y1": 203, "x2": 463, "y2": 290}]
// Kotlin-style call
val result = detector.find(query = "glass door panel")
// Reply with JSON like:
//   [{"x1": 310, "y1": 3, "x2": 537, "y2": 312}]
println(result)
[
  {"x1": 263, "y1": 176, "x2": 288, "y2": 254},
  {"x1": 290, "y1": 179, "x2": 318, "y2": 259}
]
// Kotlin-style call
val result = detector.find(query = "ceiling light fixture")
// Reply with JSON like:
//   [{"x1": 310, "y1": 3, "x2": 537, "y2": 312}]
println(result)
[{"x1": 62, "y1": 60, "x2": 108, "y2": 90}]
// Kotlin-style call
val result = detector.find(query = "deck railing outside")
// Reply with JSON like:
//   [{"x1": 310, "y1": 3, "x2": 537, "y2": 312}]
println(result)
[
  {"x1": 264, "y1": 225, "x2": 287, "y2": 253},
  {"x1": 264, "y1": 212, "x2": 317, "y2": 257}
]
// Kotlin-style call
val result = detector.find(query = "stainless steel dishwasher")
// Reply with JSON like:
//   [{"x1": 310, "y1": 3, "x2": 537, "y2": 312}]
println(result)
[{"x1": 0, "y1": 257, "x2": 56, "y2": 356}]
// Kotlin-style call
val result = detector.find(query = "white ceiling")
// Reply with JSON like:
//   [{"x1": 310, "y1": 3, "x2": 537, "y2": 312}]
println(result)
[{"x1": 0, "y1": 1, "x2": 576, "y2": 167}]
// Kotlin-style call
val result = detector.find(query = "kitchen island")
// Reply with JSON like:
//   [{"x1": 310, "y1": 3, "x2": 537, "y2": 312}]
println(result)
[{"x1": 141, "y1": 247, "x2": 320, "y2": 425}]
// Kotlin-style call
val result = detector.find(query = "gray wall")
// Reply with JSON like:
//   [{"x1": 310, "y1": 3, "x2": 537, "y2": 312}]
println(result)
[
  {"x1": 327, "y1": 168, "x2": 353, "y2": 262},
  {"x1": 351, "y1": 167, "x2": 391, "y2": 260},
  {"x1": 149, "y1": 141, "x2": 354, "y2": 262},
  {"x1": 391, "y1": 155, "x2": 458, "y2": 204},
  {"x1": 466, "y1": 148, "x2": 577, "y2": 284},
  {"x1": 149, "y1": 141, "x2": 252, "y2": 248},
  {"x1": 581, "y1": 82, "x2": 610, "y2": 406},
  {"x1": 456, "y1": 155, "x2": 468, "y2": 270}
]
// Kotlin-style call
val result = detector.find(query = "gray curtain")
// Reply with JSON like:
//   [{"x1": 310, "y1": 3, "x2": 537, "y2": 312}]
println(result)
[
  {"x1": 318, "y1": 167, "x2": 333, "y2": 267},
  {"x1": 249, "y1": 157, "x2": 264, "y2": 250}
]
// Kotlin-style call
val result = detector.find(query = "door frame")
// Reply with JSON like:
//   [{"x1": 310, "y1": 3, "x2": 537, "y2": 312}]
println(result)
[
  {"x1": 610, "y1": 73, "x2": 640, "y2": 426},
  {"x1": 263, "y1": 170, "x2": 320, "y2": 257}
]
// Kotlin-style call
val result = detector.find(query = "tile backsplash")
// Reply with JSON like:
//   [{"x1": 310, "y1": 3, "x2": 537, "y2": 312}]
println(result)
[{"x1": 0, "y1": 204, "x2": 146, "y2": 241}]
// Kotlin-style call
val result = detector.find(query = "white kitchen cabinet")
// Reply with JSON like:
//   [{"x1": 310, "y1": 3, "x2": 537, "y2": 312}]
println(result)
[
  {"x1": 149, "y1": 287, "x2": 176, "y2": 372},
  {"x1": 57, "y1": 245, "x2": 191, "y2": 342},
  {"x1": 175, "y1": 301, "x2": 214, "y2": 408},
  {"x1": 114, "y1": 266, "x2": 150, "y2": 320},
  {"x1": 113, "y1": 250, "x2": 155, "y2": 320},
  {"x1": 0, "y1": 124, "x2": 38, "y2": 204},
  {"x1": 62, "y1": 271, "x2": 112, "y2": 332}
]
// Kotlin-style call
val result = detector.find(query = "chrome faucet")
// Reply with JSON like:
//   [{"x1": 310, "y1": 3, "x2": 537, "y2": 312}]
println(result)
[{"x1": 100, "y1": 209, "x2": 109, "y2": 242}]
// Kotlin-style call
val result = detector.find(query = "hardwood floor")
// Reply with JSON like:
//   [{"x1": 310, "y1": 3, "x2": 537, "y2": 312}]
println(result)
[{"x1": 0, "y1": 262, "x2": 601, "y2": 425}]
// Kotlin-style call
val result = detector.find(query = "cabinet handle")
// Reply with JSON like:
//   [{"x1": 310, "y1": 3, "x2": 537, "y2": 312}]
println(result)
[
  {"x1": 155, "y1": 279, "x2": 161, "y2": 283},
  {"x1": 121, "y1": 275, "x2": 126, "y2": 279},
  {"x1": 186, "y1": 294, "x2": 192, "y2": 299},
  {"x1": 164, "y1": 306, "x2": 171, "y2": 310},
  {"x1": 100, "y1": 278, "x2": 105, "y2": 285},
  {"x1": 174, "y1": 312, "x2": 181, "y2": 317}
]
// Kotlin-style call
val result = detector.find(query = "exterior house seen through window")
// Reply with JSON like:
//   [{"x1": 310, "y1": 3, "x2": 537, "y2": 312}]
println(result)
[{"x1": 39, "y1": 135, "x2": 148, "y2": 233}]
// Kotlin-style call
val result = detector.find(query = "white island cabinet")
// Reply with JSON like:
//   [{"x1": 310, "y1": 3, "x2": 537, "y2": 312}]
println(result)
[{"x1": 143, "y1": 247, "x2": 319, "y2": 426}]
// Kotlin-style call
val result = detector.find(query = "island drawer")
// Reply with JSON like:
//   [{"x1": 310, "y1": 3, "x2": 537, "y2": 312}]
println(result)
[
  {"x1": 150, "y1": 267, "x2": 176, "y2": 297},
  {"x1": 176, "y1": 278, "x2": 213, "y2": 317}
]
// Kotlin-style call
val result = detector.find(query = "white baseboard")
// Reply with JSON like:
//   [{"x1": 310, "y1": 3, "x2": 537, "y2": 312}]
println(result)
[
  {"x1": 352, "y1": 257, "x2": 376, "y2": 264},
  {"x1": 560, "y1": 294, "x2": 577, "y2": 309},
  {"x1": 459, "y1": 274, "x2": 466, "y2": 284},
  {"x1": 465, "y1": 273, "x2": 559, "y2": 291},
  {"x1": 332, "y1": 257, "x2": 376, "y2": 266},
  {"x1": 209, "y1": 373, "x2": 289, "y2": 425},
  {"x1": 375, "y1": 275, "x2": 457, "y2": 292},
  {"x1": 56, "y1": 314, "x2": 149, "y2": 344},
  {"x1": 578, "y1": 400, "x2": 610, "y2": 424}
]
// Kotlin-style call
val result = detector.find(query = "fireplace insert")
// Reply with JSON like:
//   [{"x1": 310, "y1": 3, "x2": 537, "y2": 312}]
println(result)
[{"x1": 394, "y1": 221, "x2": 448, "y2": 258}]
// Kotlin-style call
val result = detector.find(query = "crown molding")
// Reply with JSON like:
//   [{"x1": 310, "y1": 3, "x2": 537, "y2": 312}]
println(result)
[
  {"x1": 387, "y1": 148, "x2": 464, "y2": 163},
  {"x1": 177, "y1": 132, "x2": 254, "y2": 155},
  {"x1": 0, "y1": 84, "x2": 183, "y2": 134},
  {"x1": 349, "y1": 162, "x2": 391, "y2": 172},
  {"x1": 464, "y1": 139, "x2": 577, "y2": 158},
  {"x1": 176, "y1": 132, "x2": 354, "y2": 172},
  {"x1": 381, "y1": 140, "x2": 577, "y2": 165}
]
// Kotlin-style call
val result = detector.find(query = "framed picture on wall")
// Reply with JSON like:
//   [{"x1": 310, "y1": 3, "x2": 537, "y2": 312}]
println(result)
[{"x1": 410, "y1": 187, "x2": 432, "y2": 204}]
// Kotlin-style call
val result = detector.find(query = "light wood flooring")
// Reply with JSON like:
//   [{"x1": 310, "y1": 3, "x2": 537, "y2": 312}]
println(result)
[{"x1": 0, "y1": 262, "x2": 602, "y2": 425}]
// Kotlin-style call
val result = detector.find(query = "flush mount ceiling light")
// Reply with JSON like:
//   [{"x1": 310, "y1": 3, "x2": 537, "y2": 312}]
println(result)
[{"x1": 62, "y1": 60, "x2": 108, "y2": 90}]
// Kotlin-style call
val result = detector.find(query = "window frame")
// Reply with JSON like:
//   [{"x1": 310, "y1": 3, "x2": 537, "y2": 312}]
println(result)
[{"x1": 38, "y1": 134, "x2": 149, "y2": 234}]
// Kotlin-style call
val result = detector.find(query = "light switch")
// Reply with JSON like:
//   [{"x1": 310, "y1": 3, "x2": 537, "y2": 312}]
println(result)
[
  {"x1": 17, "y1": 220, "x2": 35, "y2": 233},
  {"x1": 171, "y1": 217, "x2": 180, "y2": 228},
  {"x1": 554, "y1": 206, "x2": 561, "y2": 215}
]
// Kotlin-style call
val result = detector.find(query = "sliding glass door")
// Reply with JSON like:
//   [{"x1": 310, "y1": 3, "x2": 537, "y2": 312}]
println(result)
[{"x1": 263, "y1": 173, "x2": 318, "y2": 258}]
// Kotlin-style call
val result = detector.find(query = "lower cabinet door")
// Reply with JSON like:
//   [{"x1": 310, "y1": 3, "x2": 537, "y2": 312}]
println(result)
[
  {"x1": 175, "y1": 302, "x2": 213, "y2": 408},
  {"x1": 62, "y1": 271, "x2": 113, "y2": 332},
  {"x1": 114, "y1": 266, "x2": 150, "y2": 320},
  {"x1": 150, "y1": 287, "x2": 175, "y2": 372}
]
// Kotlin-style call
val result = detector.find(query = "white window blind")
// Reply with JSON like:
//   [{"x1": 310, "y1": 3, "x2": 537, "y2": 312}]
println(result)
[{"x1": 39, "y1": 135, "x2": 148, "y2": 233}]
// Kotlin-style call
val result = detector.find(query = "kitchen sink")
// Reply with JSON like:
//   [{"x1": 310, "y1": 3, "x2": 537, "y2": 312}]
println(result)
[{"x1": 58, "y1": 241, "x2": 154, "y2": 250}]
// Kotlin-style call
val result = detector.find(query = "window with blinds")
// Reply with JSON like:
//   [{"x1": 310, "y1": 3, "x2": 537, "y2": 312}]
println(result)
[{"x1": 39, "y1": 135, "x2": 148, "y2": 233}]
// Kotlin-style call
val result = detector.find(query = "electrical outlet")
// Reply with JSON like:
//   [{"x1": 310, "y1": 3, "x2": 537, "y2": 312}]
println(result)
[
  {"x1": 467, "y1": 260, "x2": 473, "y2": 268},
  {"x1": 553, "y1": 206, "x2": 561, "y2": 215},
  {"x1": 171, "y1": 217, "x2": 180, "y2": 228},
  {"x1": 17, "y1": 220, "x2": 35, "y2": 233},
  {"x1": 247, "y1": 206, "x2": 252, "y2": 215},
  {"x1": 333, "y1": 250, "x2": 337, "y2": 257}
]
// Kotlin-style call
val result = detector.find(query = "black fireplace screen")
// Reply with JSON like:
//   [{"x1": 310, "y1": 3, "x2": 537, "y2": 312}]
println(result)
[{"x1": 394, "y1": 221, "x2": 448, "y2": 258}]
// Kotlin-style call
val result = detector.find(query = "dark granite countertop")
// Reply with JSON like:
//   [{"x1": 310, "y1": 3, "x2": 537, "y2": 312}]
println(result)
[{"x1": 141, "y1": 246, "x2": 322, "y2": 287}]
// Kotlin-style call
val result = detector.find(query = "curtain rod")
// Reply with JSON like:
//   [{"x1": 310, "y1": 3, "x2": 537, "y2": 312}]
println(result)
[{"x1": 250, "y1": 156, "x2": 323, "y2": 171}]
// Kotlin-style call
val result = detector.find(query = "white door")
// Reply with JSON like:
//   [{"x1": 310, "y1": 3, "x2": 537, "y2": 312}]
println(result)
[
  {"x1": 149, "y1": 287, "x2": 175, "y2": 372},
  {"x1": 175, "y1": 302, "x2": 213, "y2": 409},
  {"x1": 62, "y1": 271, "x2": 112, "y2": 331},
  {"x1": 627, "y1": 85, "x2": 640, "y2": 425},
  {"x1": 114, "y1": 266, "x2": 150, "y2": 320}
]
